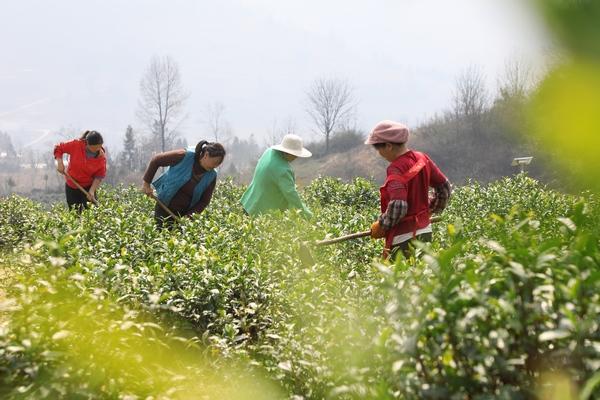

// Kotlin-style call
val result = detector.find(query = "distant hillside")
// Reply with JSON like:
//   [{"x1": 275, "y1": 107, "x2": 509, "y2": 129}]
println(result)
[{"x1": 291, "y1": 125, "x2": 558, "y2": 188}]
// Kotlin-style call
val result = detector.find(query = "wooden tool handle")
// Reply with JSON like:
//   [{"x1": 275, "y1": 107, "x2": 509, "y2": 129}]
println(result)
[
  {"x1": 63, "y1": 171, "x2": 98, "y2": 205},
  {"x1": 315, "y1": 215, "x2": 444, "y2": 247},
  {"x1": 316, "y1": 230, "x2": 371, "y2": 246},
  {"x1": 149, "y1": 193, "x2": 180, "y2": 221}
]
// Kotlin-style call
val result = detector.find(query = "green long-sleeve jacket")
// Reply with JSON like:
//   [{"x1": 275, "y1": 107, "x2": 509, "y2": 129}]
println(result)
[{"x1": 241, "y1": 148, "x2": 312, "y2": 218}]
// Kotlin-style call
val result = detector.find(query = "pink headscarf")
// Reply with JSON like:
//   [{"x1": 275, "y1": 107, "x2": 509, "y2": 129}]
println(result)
[{"x1": 364, "y1": 120, "x2": 409, "y2": 144}]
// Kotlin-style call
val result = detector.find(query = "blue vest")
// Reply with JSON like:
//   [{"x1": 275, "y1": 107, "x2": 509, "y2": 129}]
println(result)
[{"x1": 152, "y1": 149, "x2": 217, "y2": 209}]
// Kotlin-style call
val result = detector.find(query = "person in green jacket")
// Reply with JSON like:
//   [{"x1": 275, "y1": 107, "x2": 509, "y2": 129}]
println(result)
[{"x1": 241, "y1": 134, "x2": 313, "y2": 218}]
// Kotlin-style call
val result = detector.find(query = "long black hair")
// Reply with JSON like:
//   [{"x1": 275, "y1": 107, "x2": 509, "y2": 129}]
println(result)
[
  {"x1": 195, "y1": 140, "x2": 226, "y2": 163},
  {"x1": 80, "y1": 130, "x2": 104, "y2": 145}
]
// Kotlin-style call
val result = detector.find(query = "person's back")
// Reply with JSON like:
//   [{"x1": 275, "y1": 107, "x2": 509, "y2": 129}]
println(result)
[
  {"x1": 388, "y1": 150, "x2": 430, "y2": 217},
  {"x1": 385, "y1": 149, "x2": 448, "y2": 239},
  {"x1": 242, "y1": 148, "x2": 289, "y2": 214},
  {"x1": 241, "y1": 135, "x2": 312, "y2": 217},
  {"x1": 366, "y1": 120, "x2": 451, "y2": 259}
]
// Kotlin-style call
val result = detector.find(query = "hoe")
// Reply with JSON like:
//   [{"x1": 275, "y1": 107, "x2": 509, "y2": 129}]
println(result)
[
  {"x1": 61, "y1": 171, "x2": 98, "y2": 206},
  {"x1": 147, "y1": 193, "x2": 181, "y2": 223},
  {"x1": 299, "y1": 215, "x2": 442, "y2": 266}
]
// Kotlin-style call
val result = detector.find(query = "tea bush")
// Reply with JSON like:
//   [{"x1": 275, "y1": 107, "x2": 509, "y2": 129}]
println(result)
[
  {"x1": 0, "y1": 253, "x2": 281, "y2": 399},
  {"x1": 0, "y1": 174, "x2": 598, "y2": 399}
]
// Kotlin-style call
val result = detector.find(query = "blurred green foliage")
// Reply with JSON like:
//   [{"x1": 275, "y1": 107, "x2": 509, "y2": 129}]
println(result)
[
  {"x1": 0, "y1": 258, "x2": 281, "y2": 399},
  {"x1": 530, "y1": 0, "x2": 600, "y2": 192},
  {"x1": 536, "y1": 0, "x2": 600, "y2": 59}
]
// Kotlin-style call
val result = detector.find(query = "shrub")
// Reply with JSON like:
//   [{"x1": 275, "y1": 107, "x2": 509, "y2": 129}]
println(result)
[{"x1": 0, "y1": 175, "x2": 598, "y2": 399}]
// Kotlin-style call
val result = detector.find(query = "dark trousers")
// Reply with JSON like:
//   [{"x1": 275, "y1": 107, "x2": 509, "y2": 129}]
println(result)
[
  {"x1": 65, "y1": 184, "x2": 93, "y2": 212},
  {"x1": 389, "y1": 232, "x2": 433, "y2": 260}
]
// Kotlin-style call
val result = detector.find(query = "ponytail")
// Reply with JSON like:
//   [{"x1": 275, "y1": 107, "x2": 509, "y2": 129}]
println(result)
[
  {"x1": 80, "y1": 130, "x2": 104, "y2": 146},
  {"x1": 195, "y1": 140, "x2": 226, "y2": 163},
  {"x1": 195, "y1": 140, "x2": 209, "y2": 159}
]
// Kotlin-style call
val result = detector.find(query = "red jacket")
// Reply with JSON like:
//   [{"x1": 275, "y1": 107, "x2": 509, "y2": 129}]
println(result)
[
  {"x1": 54, "y1": 139, "x2": 106, "y2": 188},
  {"x1": 380, "y1": 150, "x2": 447, "y2": 249}
]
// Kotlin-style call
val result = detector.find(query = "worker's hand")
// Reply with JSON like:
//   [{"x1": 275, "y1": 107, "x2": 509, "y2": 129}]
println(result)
[
  {"x1": 87, "y1": 190, "x2": 97, "y2": 203},
  {"x1": 56, "y1": 160, "x2": 65, "y2": 174},
  {"x1": 141, "y1": 181, "x2": 154, "y2": 197},
  {"x1": 429, "y1": 197, "x2": 441, "y2": 214},
  {"x1": 370, "y1": 221, "x2": 386, "y2": 239}
]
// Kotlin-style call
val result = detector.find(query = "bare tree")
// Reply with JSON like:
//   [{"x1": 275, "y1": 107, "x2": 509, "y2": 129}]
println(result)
[
  {"x1": 204, "y1": 101, "x2": 231, "y2": 142},
  {"x1": 494, "y1": 59, "x2": 540, "y2": 150},
  {"x1": 497, "y1": 59, "x2": 535, "y2": 102},
  {"x1": 306, "y1": 78, "x2": 355, "y2": 153},
  {"x1": 137, "y1": 56, "x2": 189, "y2": 152},
  {"x1": 452, "y1": 65, "x2": 489, "y2": 118}
]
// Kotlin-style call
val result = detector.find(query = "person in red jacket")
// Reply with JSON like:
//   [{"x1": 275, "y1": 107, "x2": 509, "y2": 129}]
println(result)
[
  {"x1": 366, "y1": 120, "x2": 451, "y2": 260},
  {"x1": 54, "y1": 130, "x2": 106, "y2": 211}
]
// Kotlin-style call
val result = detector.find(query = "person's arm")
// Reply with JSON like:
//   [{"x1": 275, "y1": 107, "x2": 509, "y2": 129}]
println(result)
[
  {"x1": 53, "y1": 140, "x2": 78, "y2": 174},
  {"x1": 185, "y1": 179, "x2": 216, "y2": 216},
  {"x1": 141, "y1": 150, "x2": 185, "y2": 195},
  {"x1": 371, "y1": 165, "x2": 408, "y2": 238},
  {"x1": 276, "y1": 169, "x2": 312, "y2": 218},
  {"x1": 427, "y1": 158, "x2": 452, "y2": 213},
  {"x1": 378, "y1": 165, "x2": 408, "y2": 230},
  {"x1": 430, "y1": 180, "x2": 451, "y2": 213},
  {"x1": 379, "y1": 200, "x2": 408, "y2": 230},
  {"x1": 56, "y1": 158, "x2": 66, "y2": 174},
  {"x1": 87, "y1": 178, "x2": 102, "y2": 202},
  {"x1": 87, "y1": 160, "x2": 106, "y2": 202}
]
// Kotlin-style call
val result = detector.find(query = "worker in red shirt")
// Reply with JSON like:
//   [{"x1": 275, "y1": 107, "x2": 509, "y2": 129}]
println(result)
[
  {"x1": 54, "y1": 130, "x2": 106, "y2": 211},
  {"x1": 366, "y1": 120, "x2": 451, "y2": 260}
]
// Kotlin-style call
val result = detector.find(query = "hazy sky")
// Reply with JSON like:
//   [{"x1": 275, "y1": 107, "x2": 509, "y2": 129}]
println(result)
[{"x1": 0, "y1": 0, "x2": 551, "y2": 151}]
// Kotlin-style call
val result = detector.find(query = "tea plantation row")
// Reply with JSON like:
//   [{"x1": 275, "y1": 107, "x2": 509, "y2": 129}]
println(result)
[{"x1": 0, "y1": 175, "x2": 598, "y2": 399}]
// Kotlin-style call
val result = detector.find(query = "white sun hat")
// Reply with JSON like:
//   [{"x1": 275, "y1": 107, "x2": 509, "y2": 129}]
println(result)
[{"x1": 271, "y1": 134, "x2": 312, "y2": 158}]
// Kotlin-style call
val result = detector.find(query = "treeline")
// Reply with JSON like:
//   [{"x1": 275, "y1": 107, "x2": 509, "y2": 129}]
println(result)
[
  {"x1": 298, "y1": 61, "x2": 562, "y2": 186},
  {"x1": 2, "y1": 57, "x2": 564, "y2": 193},
  {"x1": 412, "y1": 63, "x2": 554, "y2": 185},
  {"x1": 107, "y1": 126, "x2": 265, "y2": 186},
  {"x1": 113, "y1": 58, "x2": 560, "y2": 187}
]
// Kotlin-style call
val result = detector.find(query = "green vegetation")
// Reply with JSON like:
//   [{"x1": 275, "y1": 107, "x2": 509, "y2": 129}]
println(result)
[{"x1": 1, "y1": 174, "x2": 598, "y2": 399}]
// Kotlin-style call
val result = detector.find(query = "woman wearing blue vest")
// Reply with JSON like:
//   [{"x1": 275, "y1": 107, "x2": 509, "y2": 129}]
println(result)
[{"x1": 142, "y1": 141, "x2": 226, "y2": 228}]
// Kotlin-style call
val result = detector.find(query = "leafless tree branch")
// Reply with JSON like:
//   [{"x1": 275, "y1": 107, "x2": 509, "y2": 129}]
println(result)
[
  {"x1": 306, "y1": 78, "x2": 355, "y2": 153},
  {"x1": 137, "y1": 55, "x2": 189, "y2": 152},
  {"x1": 452, "y1": 65, "x2": 489, "y2": 118},
  {"x1": 203, "y1": 101, "x2": 228, "y2": 142}
]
